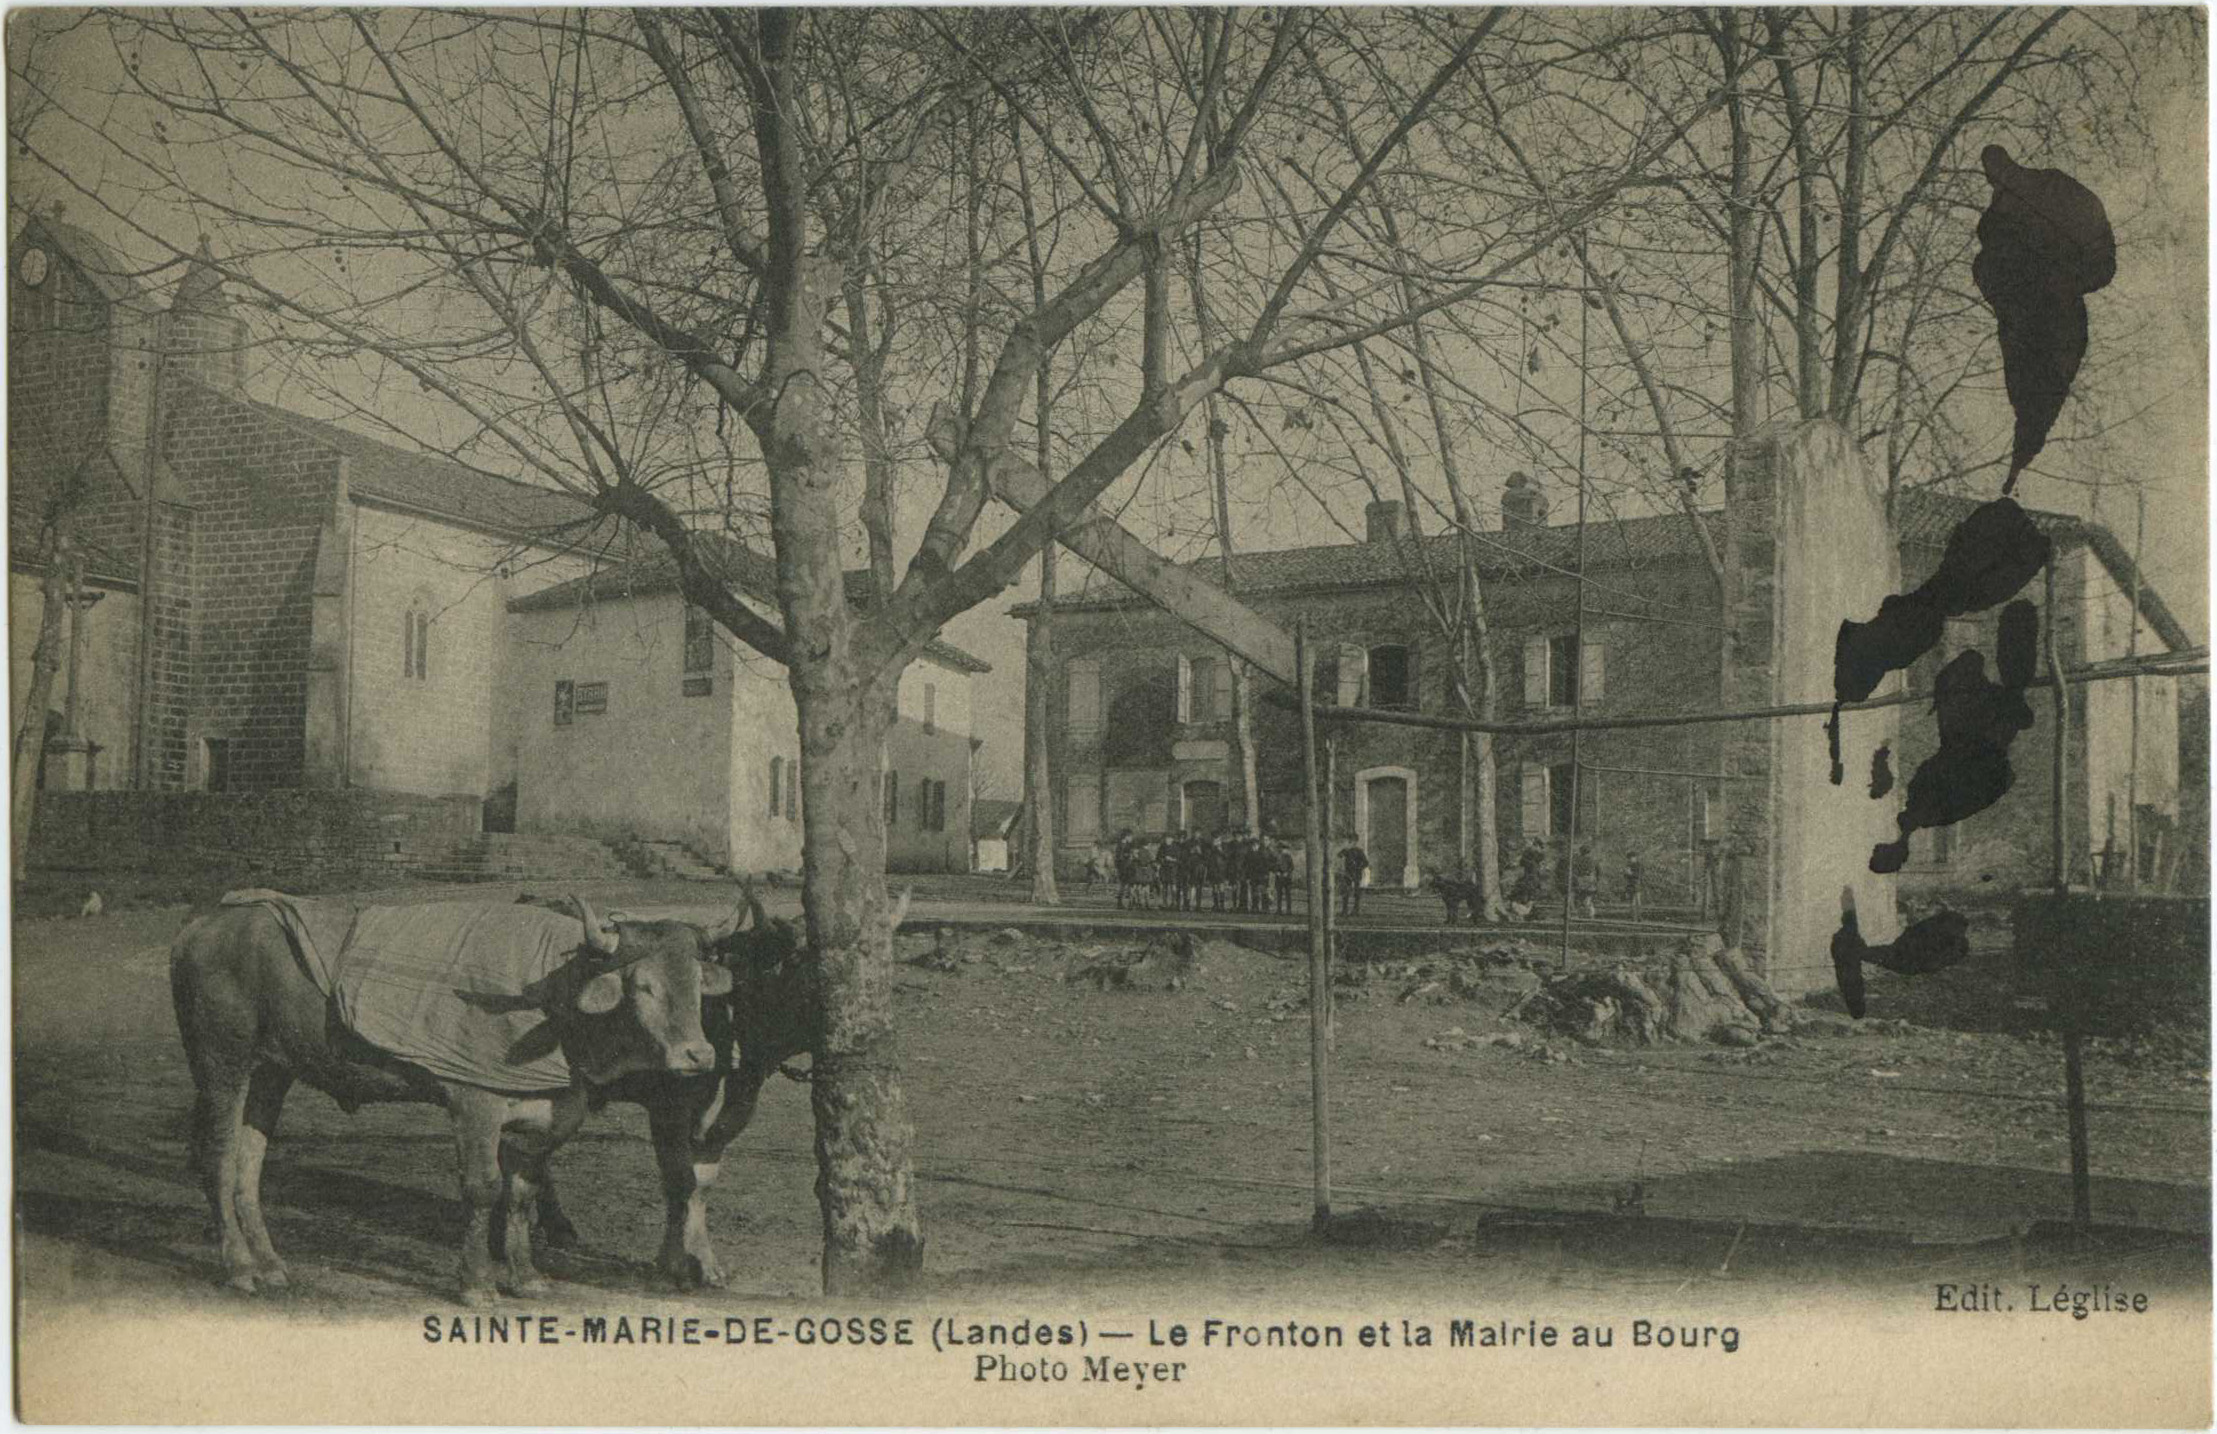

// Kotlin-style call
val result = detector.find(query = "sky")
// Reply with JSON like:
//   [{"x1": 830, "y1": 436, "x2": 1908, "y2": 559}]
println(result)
[{"x1": 9, "y1": 9, "x2": 2208, "y2": 802}]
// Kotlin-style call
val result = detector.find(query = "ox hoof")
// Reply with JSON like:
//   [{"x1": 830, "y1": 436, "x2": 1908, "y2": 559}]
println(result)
[
  {"x1": 504, "y1": 1276, "x2": 553, "y2": 1300},
  {"x1": 223, "y1": 1271, "x2": 264, "y2": 1296},
  {"x1": 457, "y1": 1283, "x2": 500, "y2": 1309},
  {"x1": 660, "y1": 1255, "x2": 726, "y2": 1292},
  {"x1": 539, "y1": 1216, "x2": 581, "y2": 1251},
  {"x1": 256, "y1": 1265, "x2": 291, "y2": 1291}
]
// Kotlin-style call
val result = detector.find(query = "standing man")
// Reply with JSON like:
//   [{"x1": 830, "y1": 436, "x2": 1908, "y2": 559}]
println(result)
[
  {"x1": 1338, "y1": 842, "x2": 1370, "y2": 918},
  {"x1": 1571, "y1": 843, "x2": 1600, "y2": 920},
  {"x1": 1698, "y1": 836, "x2": 1722, "y2": 922}
]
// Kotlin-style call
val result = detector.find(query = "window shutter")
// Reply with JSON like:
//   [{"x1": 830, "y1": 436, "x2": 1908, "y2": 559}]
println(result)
[
  {"x1": 1068, "y1": 775, "x2": 1100, "y2": 840},
  {"x1": 1521, "y1": 764, "x2": 1548, "y2": 840},
  {"x1": 416, "y1": 612, "x2": 429, "y2": 680},
  {"x1": 1214, "y1": 659, "x2": 1234, "y2": 721},
  {"x1": 770, "y1": 756, "x2": 782, "y2": 816},
  {"x1": 403, "y1": 612, "x2": 414, "y2": 678},
  {"x1": 1337, "y1": 644, "x2": 1366, "y2": 707},
  {"x1": 1176, "y1": 654, "x2": 1193, "y2": 723},
  {"x1": 1523, "y1": 635, "x2": 1548, "y2": 707},
  {"x1": 787, "y1": 758, "x2": 799, "y2": 822},
  {"x1": 1067, "y1": 660, "x2": 1101, "y2": 737},
  {"x1": 1580, "y1": 637, "x2": 1605, "y2": 706}
]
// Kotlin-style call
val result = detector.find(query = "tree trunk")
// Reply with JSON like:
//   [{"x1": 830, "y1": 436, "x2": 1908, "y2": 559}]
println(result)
[
  {"x1": 744, "y1": 11, "x2": 922, "y2": 1294},
  {"x1": 1024, "y1": 545, "x2": 1061, "y2": 902},
  {"x1": 1017, "y1": 106, "x2": 1060, "y2": 904},
  {"x1": 11, "y1": 535, "x2": 76, "y2": 881},
  {"x1": 792, "y1": 681, "x2": 922, "y2": 1295}
]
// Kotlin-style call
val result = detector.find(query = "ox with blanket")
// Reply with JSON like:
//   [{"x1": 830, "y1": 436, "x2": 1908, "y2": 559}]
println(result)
[{"x1": 171, "y1": 890, "x2": 730, "y2": 1303}]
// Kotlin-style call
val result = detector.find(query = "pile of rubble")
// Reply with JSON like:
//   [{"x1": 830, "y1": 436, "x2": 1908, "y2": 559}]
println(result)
[
  {"x1": 1382, "y1": 933, "x2": 1798, "y2": 1048},
  {"x1": 1521, "y1": 935, "x2": 1791, "y2": 1047}
]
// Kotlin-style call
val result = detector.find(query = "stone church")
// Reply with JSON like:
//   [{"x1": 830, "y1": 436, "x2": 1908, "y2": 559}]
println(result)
[{"x1": 9, "y1": 214, "x2": 984, "y2": 879}]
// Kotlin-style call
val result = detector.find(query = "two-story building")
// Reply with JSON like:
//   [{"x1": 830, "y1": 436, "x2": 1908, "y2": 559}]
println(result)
[{"x1": 1021, "y1": 482, "x2": 2190, "y2": 910}]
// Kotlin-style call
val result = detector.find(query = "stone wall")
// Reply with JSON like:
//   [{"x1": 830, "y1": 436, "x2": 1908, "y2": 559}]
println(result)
[
  {"x1": 163, "y1": 381, "x2": 345, "y2": 790},
  {"x1": 29, "y1": 788, "x2": 481, "y2": 886},
  {"x1": 1734, "y1": 420, "x2": 1903, "y2": 997}
]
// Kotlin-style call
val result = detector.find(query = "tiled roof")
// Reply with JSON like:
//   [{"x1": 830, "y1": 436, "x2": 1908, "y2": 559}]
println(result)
[
  {"x1": 1017, "y1": 490, "x2": 2194, "y2": 650},
  {"x1": 235, "y1": 393, "x2": 605, "y2": 542},
  {"x1": 1901, "y1": 491, "x2": 2193, "y2": 650},
  {"x1": 510, "y1": 532, "x2": 993, "y2": 674}
]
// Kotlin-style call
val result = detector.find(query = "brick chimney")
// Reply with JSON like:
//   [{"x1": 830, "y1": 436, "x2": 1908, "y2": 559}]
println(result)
[
  {"x1": 1364, "y1": 499, "x2": 1404, "y2": 546},
  {"x1": 1502, "y1": 470, "x2": 1551, "y2": 531}
]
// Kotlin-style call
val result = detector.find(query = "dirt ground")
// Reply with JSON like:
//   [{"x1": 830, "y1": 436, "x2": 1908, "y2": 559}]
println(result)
[{"x1": 14, "y1": 885, "x2": 2212, "y2": 1323}]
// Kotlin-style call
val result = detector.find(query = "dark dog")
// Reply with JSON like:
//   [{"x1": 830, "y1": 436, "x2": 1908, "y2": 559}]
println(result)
[{"x1": 1431, "y1": 875, "x2": 1486, "y2": 926}]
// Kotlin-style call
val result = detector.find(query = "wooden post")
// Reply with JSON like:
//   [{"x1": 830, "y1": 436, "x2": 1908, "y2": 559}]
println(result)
[
  {"x1": 1324, "y1": 736, "x2": 1339, "y2": 932},
  {"x1": 1296, "y1": 620, "x2": 1332, "y2": 1230},
  {"x1": 2127, "y1": 485, "x2": 2144, "y2": 893},
  {"x1": 2048, "y1": 561, "x2": 2071, "y2": 891},
  {"x1": 2047, "y1": 559, "x2": 2092, "y2": 1233}
]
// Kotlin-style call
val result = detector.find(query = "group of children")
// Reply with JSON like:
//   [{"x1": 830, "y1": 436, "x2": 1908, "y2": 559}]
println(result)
[
  {"x1": 1104, "y1": 831, "x2": 1296, "y2": 914},
  {"x1": 1080, "y1": 830, "x2": 1661, "y2": 925}
]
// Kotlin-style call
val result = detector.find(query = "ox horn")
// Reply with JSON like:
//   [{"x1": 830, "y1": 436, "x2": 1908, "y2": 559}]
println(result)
[
  {"x1": 566, "y1": 893, "x2": 621, "y2": 958},
  {"x1": 704, "y1": 877, "x2": 761, "y2": 946},
  {"x1": 887, "y1": 886, "x2": 912, "y2": 934}
]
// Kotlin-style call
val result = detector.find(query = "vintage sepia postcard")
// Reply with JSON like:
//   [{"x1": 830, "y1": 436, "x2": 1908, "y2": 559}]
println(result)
[{"x1": 9, "y1": 6, "x2": 2209, "y2": 1425}]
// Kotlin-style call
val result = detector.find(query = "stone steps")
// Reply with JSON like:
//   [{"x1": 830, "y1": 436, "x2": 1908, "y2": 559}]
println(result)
[
  {"x1": 404, "y1": 832, "x2": 640, "y2": 883},
  {"x1": 622, "y1": 839, "x2": 730, "y2": 883}
]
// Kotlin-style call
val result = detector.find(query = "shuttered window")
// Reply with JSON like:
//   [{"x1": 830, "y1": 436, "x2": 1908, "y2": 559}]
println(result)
[
  {"x1": 1527, "y1": 634, "x2": 1605, "y2": 708},
  {"x1": 1520, "y1": 764, "x2": 1548, "y2": 841},
  {"x1": 787, "y1": 757, "x2": 799, "y2": 823},
  {"x1": 1176, "y1": 654, "x2": 1194, "y2": 722},
  {"x1": 770, "y1": 756, "x2": 783, "y2": 816},
  {"x1": 1068, "y1": 775, "x2": 1101, "y2": 841},
  {"x1": 1336, "y1": 644, "x2": 1366, "y2": 706},
  {"x1": 1580, "y1": 638, "x2": 1606, "y2": 705}
]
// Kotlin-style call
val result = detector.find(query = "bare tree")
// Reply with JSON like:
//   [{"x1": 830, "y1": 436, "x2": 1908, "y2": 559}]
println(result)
[{"x1": 29, "y1": 7, "x2": 1609, "y2": 1290}]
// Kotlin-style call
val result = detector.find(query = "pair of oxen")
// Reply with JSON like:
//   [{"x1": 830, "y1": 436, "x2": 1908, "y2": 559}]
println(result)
[{"x1": 169, "y1": 883, "x2": 879, "y2": 1305}]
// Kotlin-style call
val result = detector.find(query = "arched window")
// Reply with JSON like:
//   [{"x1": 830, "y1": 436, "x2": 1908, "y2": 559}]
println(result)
[
  {"x1": 402, "y1": 598, "x2": 430, "y2": 681},
  {"x1": 770, "y1": 755, "x2": 784, "y2": 816}
]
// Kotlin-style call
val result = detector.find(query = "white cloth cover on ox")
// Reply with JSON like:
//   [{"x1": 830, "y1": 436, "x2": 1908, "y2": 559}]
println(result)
[{"x1": 222, "y1": 891, "x2": 590, "y2": 1092}]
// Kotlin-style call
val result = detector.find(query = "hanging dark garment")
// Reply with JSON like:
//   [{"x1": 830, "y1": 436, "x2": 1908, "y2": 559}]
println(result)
[{"x1": 1972, "y1": 145, "x2": 2116, "y2": 492}]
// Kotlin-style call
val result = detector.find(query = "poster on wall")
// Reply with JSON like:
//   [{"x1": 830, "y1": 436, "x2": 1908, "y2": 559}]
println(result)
[
  {"x1": 575, "y1": 680, "x2": 609, "y2": 715},
  {"x1": 552, "y1": 679, "x2": 574, "y2": 726}
]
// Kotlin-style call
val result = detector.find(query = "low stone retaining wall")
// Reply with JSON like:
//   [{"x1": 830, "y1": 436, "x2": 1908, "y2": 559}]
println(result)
[
  {"x1": 2013, "y1": 891, "x2": 2210, "y2": 1033},
  {"x1": 29, "y1": 789, "x2": 482, "y2": 888}
]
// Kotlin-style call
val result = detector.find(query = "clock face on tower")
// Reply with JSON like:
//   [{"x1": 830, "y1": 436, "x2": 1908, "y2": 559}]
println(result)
[{"x1": 19, "y1": 246, "x2": 49, "y2": 288}]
